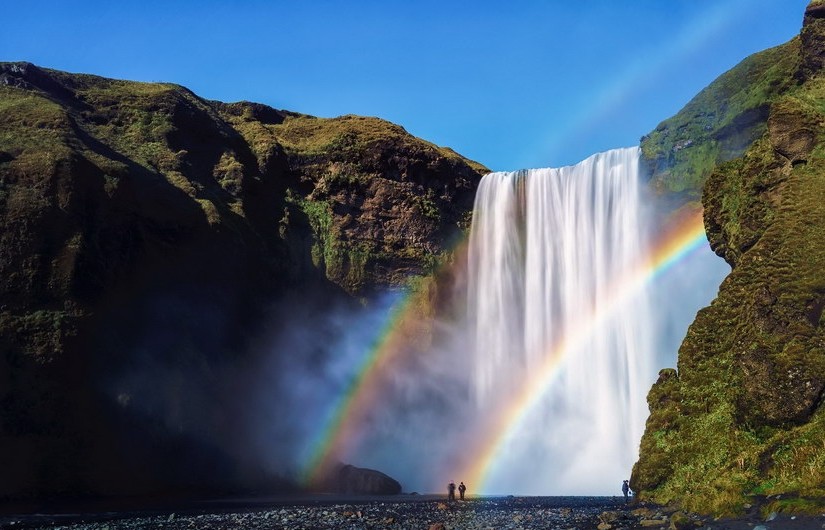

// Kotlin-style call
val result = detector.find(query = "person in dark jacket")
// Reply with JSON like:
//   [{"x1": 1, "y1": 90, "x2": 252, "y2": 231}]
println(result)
[{"x1": 458, "y1": 481, "x2": 467, "y2": 500}]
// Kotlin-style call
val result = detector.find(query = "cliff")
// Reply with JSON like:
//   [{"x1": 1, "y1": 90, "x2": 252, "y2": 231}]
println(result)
[
  {"x1": 633, "y1": 1, "x2": 825, "y2": 515},
  {"x1": 0, "y1": 63, "x2": 486, "y2": 498}
]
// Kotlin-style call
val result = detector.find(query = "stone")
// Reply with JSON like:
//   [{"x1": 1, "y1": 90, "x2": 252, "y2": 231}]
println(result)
[
  {"x1": 669, "y1": 511, "x2": 692, "y2": 530},
  {"x1": 640, "y1": 519, "x2": 667, "y2": 527}
]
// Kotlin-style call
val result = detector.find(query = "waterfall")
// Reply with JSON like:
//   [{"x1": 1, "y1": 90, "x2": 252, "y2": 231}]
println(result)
[{"x1": 467, "y1": 147, "x2": 654, "y2": 493}]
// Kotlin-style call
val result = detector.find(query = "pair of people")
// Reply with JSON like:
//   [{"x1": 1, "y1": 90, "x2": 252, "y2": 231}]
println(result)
[{"x1": 448, "y1": 481, "x2": 467, "y2": 500}]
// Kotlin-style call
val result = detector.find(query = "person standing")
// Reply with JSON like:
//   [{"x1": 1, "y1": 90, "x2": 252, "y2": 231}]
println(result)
[
  {"x1": 448, "y1": 481, "x2": 456, "y2": 501},
  {"x1": 458, "y1": 481, "x2": 467, "y2": 500},
  {"x1": 622, "y1": 480, "x2": 630, "y2": 504}
]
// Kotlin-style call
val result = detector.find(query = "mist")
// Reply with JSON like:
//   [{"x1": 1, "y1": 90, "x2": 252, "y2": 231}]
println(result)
[{"x1": 649, "y1": 243, "x2": 730, "y2": 371}]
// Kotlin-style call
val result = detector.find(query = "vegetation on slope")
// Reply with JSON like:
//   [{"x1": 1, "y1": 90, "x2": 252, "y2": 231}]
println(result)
[{"x1": 641, "y1": 39, "x2": 800, "y2": 199}]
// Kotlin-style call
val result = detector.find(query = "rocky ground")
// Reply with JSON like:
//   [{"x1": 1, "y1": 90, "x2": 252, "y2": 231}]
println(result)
[{"x1": 2, "y1": 495, "x2": 823, "y2": 530}]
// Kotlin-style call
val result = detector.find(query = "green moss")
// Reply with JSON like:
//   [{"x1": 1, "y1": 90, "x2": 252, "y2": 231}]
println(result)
[
  {"x1": 762, "y1": 496, "x2": 825, "y2": 517},
  {"x1": 0, "y1": 309, "x2": 81, "y2": 361},
  {"x1": 288, "y1": 195, "x2": 381, "y2": 293},
  {"x1": 0, "y1": 88, "x2": 73, "y2": 177},
  {"x1": 296, "y1": 198, "x2": 335, "y2": 269},
  {"x1": 413, "y1": 189, "x2": 441, "y2": 221},
  {"x1": 271, "y1": 113, "x2": 486, "y2": 173}
]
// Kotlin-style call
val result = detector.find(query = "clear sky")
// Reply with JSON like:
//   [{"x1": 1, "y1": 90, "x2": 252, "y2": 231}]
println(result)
[{"x1": 1, "y1": 0, "x2": 809, "y2": 171}]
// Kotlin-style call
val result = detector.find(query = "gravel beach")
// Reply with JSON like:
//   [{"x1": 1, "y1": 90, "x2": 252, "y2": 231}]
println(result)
[{"x1": 2, "y1": 495, "x2": 822, "y2": 530}]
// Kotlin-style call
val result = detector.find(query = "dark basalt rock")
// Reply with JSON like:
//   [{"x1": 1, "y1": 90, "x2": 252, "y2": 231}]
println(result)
[
  {"x1": 800, "y1": 1, "x2": 825, "y2": 81},
  {"x1": 330, "y1": 464, "x2": 402, "y2": 495}
]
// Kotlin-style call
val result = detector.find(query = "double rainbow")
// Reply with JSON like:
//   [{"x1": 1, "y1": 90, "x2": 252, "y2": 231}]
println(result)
[{"x1": 304, "y1": 204, "x2": 709, "y2": 491}]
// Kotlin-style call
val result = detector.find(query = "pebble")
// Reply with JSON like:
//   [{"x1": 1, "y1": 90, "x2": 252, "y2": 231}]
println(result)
[
  {"x1": 18, "y1": 496, "x2": 814, "y2": 530},
  {"x1": 11, "y1": 497, "x2": 629, "y2": 530}
]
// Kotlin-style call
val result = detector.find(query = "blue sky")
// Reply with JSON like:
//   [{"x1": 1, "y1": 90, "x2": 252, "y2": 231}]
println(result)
[{"x1": 1, "y1": 0, "x2": 809, "y2": 171}]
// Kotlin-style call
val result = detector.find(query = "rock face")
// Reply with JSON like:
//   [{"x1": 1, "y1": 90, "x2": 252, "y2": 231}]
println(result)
[
  {"x1": 0, "y1": 63, "x2": 486, "y2": 498},
  {"x1": 633, "y1": 2, "x2": 825, "y2": 515},
  {"x1": 800, "y1": 1, "x2": 825, "y2": 81}
]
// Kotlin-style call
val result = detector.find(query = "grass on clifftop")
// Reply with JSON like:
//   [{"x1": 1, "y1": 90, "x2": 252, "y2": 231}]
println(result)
[
  {"x1": 272, "y1": 113, "x2": 488, "y2": 173},
  {"x1": 642, "y1": 38, "x2": 800, "y2": 197}
]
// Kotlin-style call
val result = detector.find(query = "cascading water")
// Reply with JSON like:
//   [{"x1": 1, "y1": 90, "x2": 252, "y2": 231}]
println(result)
[{"x1": 467, "y1": 147, "x2": 655, "y2": 493}]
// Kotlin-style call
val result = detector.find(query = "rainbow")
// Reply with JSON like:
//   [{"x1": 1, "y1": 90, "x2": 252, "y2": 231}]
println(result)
[
  {"x1": 301, "y1": 246, "x2": 468, "y2": 487},
  {"x1": 303, "y1": 204, "x2": 709, "y2": 492},
  {"x1": 458, "y1": 206, "x2": 709, "y2": 491},
  {"x1": 302, "y1": 290, "x2": 415, "y2": 486}
]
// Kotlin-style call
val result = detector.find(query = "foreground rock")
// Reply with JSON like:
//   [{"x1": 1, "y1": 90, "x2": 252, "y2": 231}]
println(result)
[
  {"x1": 0, "y1": 497, "x2": 647, "y2": 530},
  {"x1": 324, "y1": 464, "x2": 402, "y2": 495}
]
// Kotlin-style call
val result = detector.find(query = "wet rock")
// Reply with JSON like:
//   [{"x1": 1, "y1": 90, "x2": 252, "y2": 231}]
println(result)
[
  {"x1": 668, "y1": 511, "x2": 692, "y2": 530},
  {"x1": 640, "y1": 518, "x2": 667, "y2": 527}
]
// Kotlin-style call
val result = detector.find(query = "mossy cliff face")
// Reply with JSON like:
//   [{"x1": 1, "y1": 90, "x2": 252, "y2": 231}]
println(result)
[
  {"x1": 219, "y1": 105, "x2": 485, "y2": 295},
  {"x1": 0, "y1": 63, "x2": 485, "y2": 498},
  {"x1": 633, "y1": 3, "x2": 825, "y2": 515}
]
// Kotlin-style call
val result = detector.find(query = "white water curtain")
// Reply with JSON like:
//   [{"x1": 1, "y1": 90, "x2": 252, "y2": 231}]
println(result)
[{"x1": 467, "y1": 147, "x2": 654, "y2": 493}]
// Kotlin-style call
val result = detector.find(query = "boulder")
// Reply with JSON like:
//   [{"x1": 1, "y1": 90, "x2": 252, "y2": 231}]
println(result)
[{"x1": 330, "y1": 464, "x2": 402, "y2": 495}]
